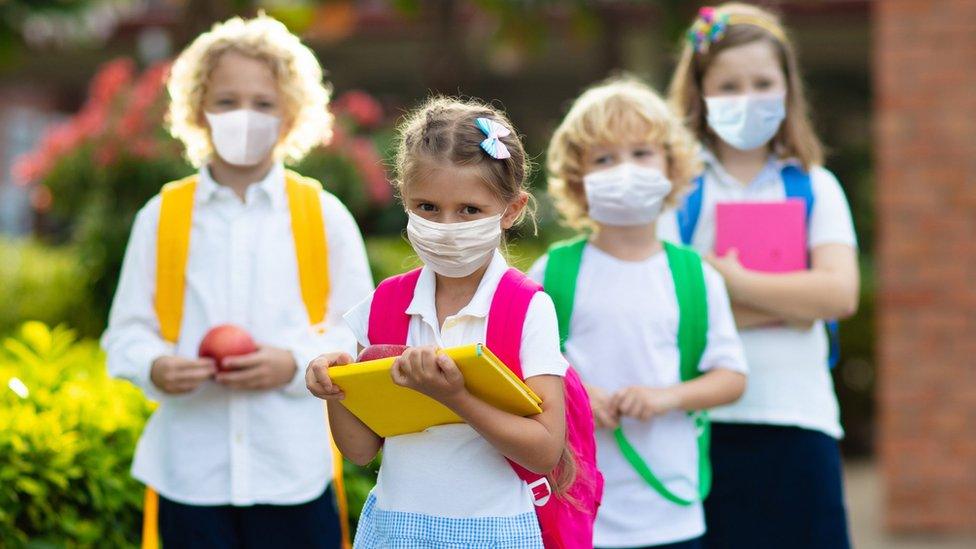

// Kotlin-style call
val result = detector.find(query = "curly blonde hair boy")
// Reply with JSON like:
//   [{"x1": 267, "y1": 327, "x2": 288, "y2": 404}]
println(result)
[
  {"x1": 547, "y1": 76, "x2": 702, "y2": 230},
  {"x1": 166, "y1": 13, "x2": 332, "y2": 167}
]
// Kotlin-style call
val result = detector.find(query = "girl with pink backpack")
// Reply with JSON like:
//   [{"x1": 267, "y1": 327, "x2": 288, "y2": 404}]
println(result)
[{"x1": 306, "y1": 97, "x2": 602, "y2": 548}]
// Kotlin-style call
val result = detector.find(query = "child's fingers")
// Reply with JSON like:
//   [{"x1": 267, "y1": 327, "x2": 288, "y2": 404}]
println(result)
[
  {"x1": 174, "y1": 366, "x2": 214, "y2": 383},
  {"x1": 390, "y1": 357, "x2": 409, "y2": 387},
  {"x1": 330, "y1": 353, "x2": 354, "y2": 367},
  {"x1": 436, "y1": 354, "x2": 462, "y2": 383},
  {"x1": 310, "y1": 362, "x2": 334, "y2": 391},
  {"x1": 222, "y1": 351, "x2": 264, "y2": 370},
  {"x1": 217, "y1": 367, "x2": 265, "y2": 389}
]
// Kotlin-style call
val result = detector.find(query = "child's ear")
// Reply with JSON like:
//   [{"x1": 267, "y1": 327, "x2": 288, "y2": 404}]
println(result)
[{"x1": 501, "y1": 191, "x2": 530, "y2": 230}]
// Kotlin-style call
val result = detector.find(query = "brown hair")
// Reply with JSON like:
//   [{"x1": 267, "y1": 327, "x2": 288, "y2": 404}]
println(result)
[
  {"x1": 547, "y1": 75, "x2": 702, "y2": 230},
  {"x1": 668, "y1": 2, "x2": 823, "y2": 169},
  {"x1": 394, "y1": 96, "x2": 535, "y2": 229}
]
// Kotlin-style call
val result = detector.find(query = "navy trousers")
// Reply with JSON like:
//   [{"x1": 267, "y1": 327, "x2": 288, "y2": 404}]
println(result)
[
  {"x1": 703, "y1": 423, "x2": 851, "y2": 549},
  {"x1": 158, "y1": 486, "x2": 342, "y2": 549}
]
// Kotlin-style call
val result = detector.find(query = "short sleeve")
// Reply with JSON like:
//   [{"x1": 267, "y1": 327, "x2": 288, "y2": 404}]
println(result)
[
  {"x1": 526, "y1": 255, "x2": 548, "y2": 285},
  {"x1": 808, "y1": 166, "x2": 858, "y2": 249},
  {"x1": 698, "y1": 263, "x2": 748, "y2": 375},
  {"x1": 342, "y1": 293, "x2": 374, "y2": 350},
  {"x1": 519, "y1": 291, "x2": 569, "y2": 379}
]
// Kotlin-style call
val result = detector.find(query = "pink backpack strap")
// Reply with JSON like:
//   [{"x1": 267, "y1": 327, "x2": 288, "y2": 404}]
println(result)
[
  {"x1": 486, "y1": 268, "x2": 542, "y2": 380},
  {"x1": 367, "y1": 268, "x2": 422, "y2": 345}
]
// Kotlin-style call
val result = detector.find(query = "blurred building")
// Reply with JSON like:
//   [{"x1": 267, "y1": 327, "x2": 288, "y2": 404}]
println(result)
[{"x1": 875, "y1": 0, "x2": 976, "y2": 535}]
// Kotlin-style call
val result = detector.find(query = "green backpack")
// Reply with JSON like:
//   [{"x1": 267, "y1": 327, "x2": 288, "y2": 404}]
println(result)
[{"x1": 542, "y1": 235, "x2": 711, "y2": 506}]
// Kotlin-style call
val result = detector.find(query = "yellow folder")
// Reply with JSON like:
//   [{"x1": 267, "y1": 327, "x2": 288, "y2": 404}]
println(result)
[{"x1": 328, "y1": 343, "x2": 543, "y2": 437}]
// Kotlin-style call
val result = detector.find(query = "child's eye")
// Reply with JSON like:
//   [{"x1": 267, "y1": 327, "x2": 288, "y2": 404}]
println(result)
[
  {"x1": 754, "y1": 79, "x2": 773, "y2": 90},
  {"x1": 634, "y1": 148, "x2": 654, "y2": 158},
  {"x1": 256, "y1": 101, "x2": 276, "y2": 110},
  {"x1": 461, "y1": 205, "x2": 481, "y2": 215},
  {"x1": 217, "y1": 98, "x2": 236, "y2": 106},
  {"x1": 719, "y1": 82, "x2": 739, "y2": 93},
  {"x1": 418, "y1": 203, "x2": 437, "y2": 212},
  {"x1": 594, "y1": 155, "x2": 614, "y2": 165}
]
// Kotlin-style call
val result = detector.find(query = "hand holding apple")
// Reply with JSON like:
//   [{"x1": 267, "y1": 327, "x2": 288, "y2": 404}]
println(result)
[
  {"x1": 198, "y1": 324, "x2": 258, "y2": 373},
  {"x1": 150, "y1": 355, "x2": 216, "y2": 394},
  {"x1": 215, "y1": 345, "x2": 298, "y2": 391}
]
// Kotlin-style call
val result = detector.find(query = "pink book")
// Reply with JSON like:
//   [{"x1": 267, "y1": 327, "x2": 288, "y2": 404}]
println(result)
[{"x1": 715, "y1": 200, "x2": 808, "y2": 273}]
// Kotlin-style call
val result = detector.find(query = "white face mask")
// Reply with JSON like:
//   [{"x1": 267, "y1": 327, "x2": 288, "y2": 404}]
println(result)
[
  {"x1": 583, "y1": 163, "x2": 673, "y2": 226},
  {"x1": 205, "y1": 109, "x2": 281, "y2": 166},
  {"x1": 406, "y1": 211, "x2": 503, "y2": 278},
  {"x1": 705, "y1": 93, "x2": 786, "y2": 151}
]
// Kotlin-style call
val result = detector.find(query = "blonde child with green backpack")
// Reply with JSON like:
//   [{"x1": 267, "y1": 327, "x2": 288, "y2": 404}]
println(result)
[
  {"x1": 101, "y1": 14, "x2": 371, "y2": 548},
  {"x1": 528, "y1": 77, "x2": 747, "y2": 549}
]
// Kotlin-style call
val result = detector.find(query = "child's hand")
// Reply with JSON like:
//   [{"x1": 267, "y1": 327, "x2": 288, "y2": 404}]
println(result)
[
  {"x1": 612, "y1": 386, "x2": 682, "y2": 421},
  {"x1": 584, "y1": 383, "x2": 620, "y2": 429},
  {"x1": 391, "y1": 346, "x2": 466, "y2": 404},
  {"x1": 150, "y1": 355, "x2": 216, "y2": 394},
  {"x1": 216, "y1": 345, "x2": 298, "y2": 390},
  {"x1": 305, "y1": 352, "x2": 353, "y2": 400},
  {"x1": 705, "y1": 248, "x2": 746, "y2": 290}
]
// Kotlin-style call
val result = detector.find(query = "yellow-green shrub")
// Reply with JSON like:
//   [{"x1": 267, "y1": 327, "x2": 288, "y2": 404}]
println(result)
[
  {"x1": 0, "y1": 322, "x2": 154, "y2": 547},
  {"x1": 0, "y1": 323, "x2": 377, "y2": 546}
]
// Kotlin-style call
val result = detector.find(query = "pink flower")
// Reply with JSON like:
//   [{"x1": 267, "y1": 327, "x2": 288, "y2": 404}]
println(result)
[
  {"x1": 333, "y1": 90, "x2": 384, "y2": 128},
  {"x1": 348, "y1": 137, "x2": 392, "y2": 204},
  {"x1": 12, "y1": 153, "x2": 51, "y2": 185}
]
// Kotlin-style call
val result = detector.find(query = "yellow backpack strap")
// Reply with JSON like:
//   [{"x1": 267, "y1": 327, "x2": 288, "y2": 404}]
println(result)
[
  {"x1": 142, "y1": 175, "x2": 196, "y2": 549},
  {"x1": 154, "y1": 176, "x2": 197, "y2": 343},
  {"x1": 284, "y1": 171, "x2": 350, "y2": 548},
  {"x1": 285, "y1": 171, "x2": 330, "y2": 329}
]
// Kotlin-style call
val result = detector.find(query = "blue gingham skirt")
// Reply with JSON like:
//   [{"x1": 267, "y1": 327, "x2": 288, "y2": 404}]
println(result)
[{"x1": 354, "y1": 494, "x2": 543, "y2": 548}]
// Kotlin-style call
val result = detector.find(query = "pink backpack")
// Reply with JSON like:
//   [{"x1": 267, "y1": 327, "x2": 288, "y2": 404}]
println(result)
[{"x1": 367, "y1": 267, "x2": 603, "y2": 548}]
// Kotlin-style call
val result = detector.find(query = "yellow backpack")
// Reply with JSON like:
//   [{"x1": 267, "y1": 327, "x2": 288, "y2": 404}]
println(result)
[{"x1": 145, "y1": 170, "x2": 350, "y2": 549}]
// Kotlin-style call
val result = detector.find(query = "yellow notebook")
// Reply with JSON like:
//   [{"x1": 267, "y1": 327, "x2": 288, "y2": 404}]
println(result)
[{"x1": 329, "y1": 343, "x2": 542, "y2": 437}]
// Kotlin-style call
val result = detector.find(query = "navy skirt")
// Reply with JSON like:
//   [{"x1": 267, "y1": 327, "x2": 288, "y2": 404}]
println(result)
[{"x1": 703, "y1": 423, "x2": 851, "y2": 549}]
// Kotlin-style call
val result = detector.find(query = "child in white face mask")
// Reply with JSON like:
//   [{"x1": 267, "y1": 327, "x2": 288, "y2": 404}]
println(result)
[
  {"x1": 102, "y1": 14, "x2": 372, "y2": 548},
  {"x1": 528, "y1": 76, "x2": 747, "y2": 549},
  {"x1": 663, "y1": 4, "x2": 859, "y2": 548},
  {"x1": 306, "y1": 97, "x2": 598, "y2": 548}
]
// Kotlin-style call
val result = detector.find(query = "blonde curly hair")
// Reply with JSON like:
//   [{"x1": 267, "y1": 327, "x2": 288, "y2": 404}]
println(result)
[
  {"x1": 166, "y1": 13, "x2": 332, "y2": 167},
  {"x1": 547, "y1": 76, "x2": 702, "y2": 230}
]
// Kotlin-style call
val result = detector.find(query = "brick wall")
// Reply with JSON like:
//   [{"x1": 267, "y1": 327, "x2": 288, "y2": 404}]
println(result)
[{"x1": 876, "y1": 0, "x2": 976, "y2": 534}]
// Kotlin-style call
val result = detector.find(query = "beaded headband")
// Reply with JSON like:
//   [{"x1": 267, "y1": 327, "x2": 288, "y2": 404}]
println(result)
[{"x1": 688, "y1": 6, "x2": 787, "y2": 54}]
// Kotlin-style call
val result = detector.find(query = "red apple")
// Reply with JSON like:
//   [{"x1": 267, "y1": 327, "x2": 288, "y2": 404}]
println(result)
[
  {"x1": 357, "y1": 344, "x2": 409, "y2": 362},
  {"x1": 199, "y1": 324, "x2": 258, "y2": 372}
]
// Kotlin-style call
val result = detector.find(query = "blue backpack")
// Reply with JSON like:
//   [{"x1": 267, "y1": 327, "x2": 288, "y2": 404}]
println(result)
[{"x1": 675, "y1": 165, "x2": 841, "y2": 369}]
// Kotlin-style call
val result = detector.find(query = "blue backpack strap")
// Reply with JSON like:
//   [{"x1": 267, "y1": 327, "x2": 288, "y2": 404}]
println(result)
[
  {"x1": 781, "y1": 164, "x2": 842, "y2": 369},
  {"x1": 676, "y1": 175, "x2": 705, "y2": 246},
  {"x1": 781, "y1": 164, "x2": 814, "y2": 221}
]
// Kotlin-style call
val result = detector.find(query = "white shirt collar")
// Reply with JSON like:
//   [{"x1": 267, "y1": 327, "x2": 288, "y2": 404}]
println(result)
[
  {"x1": 701, "y1": 149, "x2": 801, "y2": 189},
  {"x1": 196, "y1": 163, "x2": 287, "y2": 209},
  {"x1": 405, "y1": 249, "x2": 510, "y2": 327}
]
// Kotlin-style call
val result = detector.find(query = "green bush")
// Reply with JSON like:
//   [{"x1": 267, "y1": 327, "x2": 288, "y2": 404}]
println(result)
[
  {"x1": 0, "y1": 239, "x2": 96, "y2": 338},
  {"x1": 0, "y1": 322, "x2": 153, "y2": 547},
  {"x1": 0, "y1": 322, "x2": 377, "y2": 546}
]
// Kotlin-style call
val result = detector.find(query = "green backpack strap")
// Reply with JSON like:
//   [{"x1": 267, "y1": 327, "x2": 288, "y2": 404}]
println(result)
[
  {"x1": 614, "y1": 241, "x2": 711, "y2": 506},
  {"x1": 542, "y1": 235, "x2": 588, "y2": 352}
]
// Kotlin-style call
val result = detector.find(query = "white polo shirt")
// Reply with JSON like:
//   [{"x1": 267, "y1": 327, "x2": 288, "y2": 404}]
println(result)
[
  {"x1": 102, "y1": 163, "x2": 373, "y2": 505},
  {"x1": 658, "y1": 152, "x2": 858, "y2": 439},
  {"x1": 344, "y1": 250, "x2": 568, "y2": 519}
]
